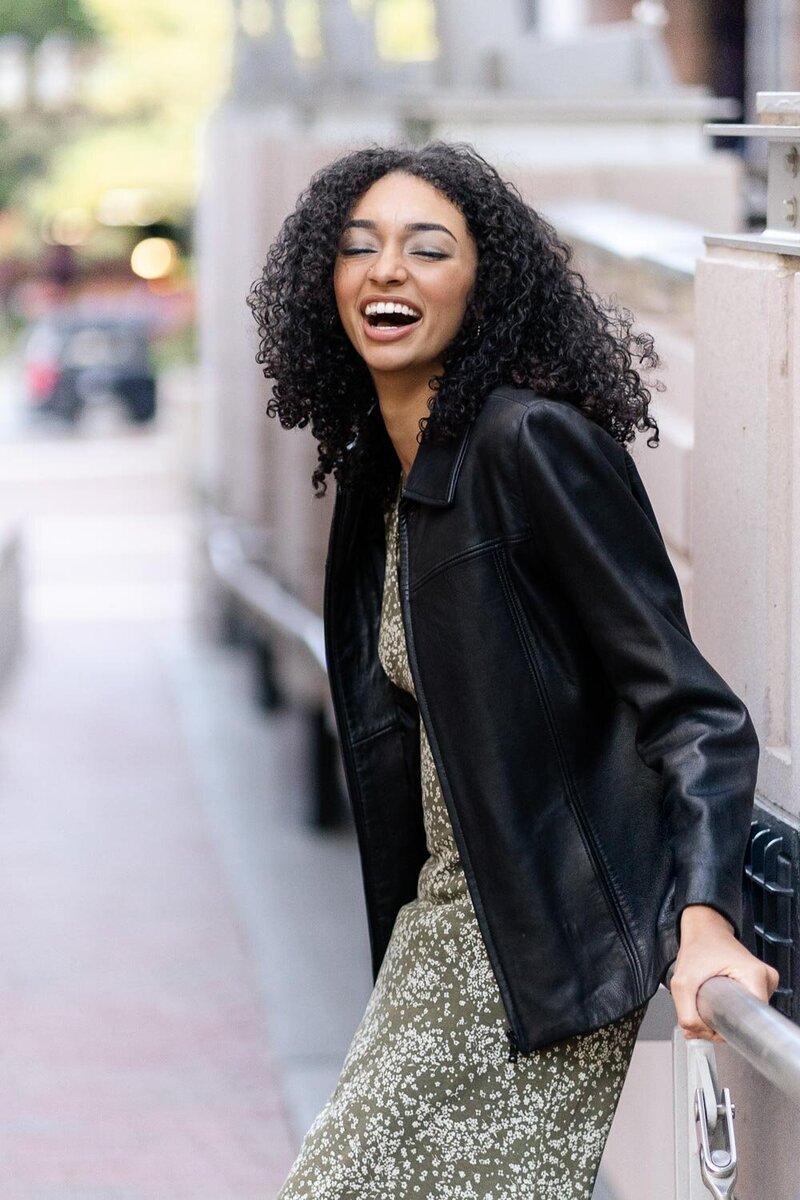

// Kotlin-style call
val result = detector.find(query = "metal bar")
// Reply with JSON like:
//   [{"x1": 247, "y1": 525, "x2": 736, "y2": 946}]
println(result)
[
  {"x1": 703, "y1": 122, "x2": 800, "y2": 138},
  {"x1": 704, "y1": 233, "x2": 800, "y2": 256},
  {"x1": 207, "y1": 524, "x2": 327, "y2": 675},
  {"x1": 0, "y1": 524, "x2": 23, "y2": 688},
  {"x1": 696, "y1": 975, "x2": 800, "y2": 1107}
]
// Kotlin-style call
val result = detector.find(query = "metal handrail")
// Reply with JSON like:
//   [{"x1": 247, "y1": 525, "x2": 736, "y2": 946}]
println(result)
[
  {"x1": 207, "y1": 522, "x2": 327, "y2": 675},
  {"x1": 695, "y1": 975, "x2": 800, "y2": 1106},
  {"x1": 0, "y1": 523, "x2": 23, "y2": 687}
]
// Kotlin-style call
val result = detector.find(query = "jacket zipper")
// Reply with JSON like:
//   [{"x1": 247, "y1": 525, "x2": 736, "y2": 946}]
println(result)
[
  {"x1": 493, "y1": 548, "x2": 646, "y2": 1006},
  {"x1": 398, "y1": 500, "x2": 529, "y2": 1062}
]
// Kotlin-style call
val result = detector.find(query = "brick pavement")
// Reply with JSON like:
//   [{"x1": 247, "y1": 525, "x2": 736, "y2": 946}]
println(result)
[
  {"x1": 0, "y1": 390, "x2": 299, "y2": 1199},
  {"x1": 0, "y1": 620, "x2": 297, "y2": 1199}
]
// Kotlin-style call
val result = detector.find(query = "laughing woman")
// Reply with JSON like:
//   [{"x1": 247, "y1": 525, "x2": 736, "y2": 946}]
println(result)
[{"x1": 248, "y1": 142, "x2": 777, "y2": 1199}]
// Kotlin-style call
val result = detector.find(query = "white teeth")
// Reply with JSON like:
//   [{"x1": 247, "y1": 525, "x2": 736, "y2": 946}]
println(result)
[{"x1": 363, "y1": 301, "x2": 421, "y2": 319}]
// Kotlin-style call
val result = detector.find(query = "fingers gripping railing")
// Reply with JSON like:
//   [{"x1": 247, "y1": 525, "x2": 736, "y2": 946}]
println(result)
[
  {"x1": 671, "y1": 972, "x2": 800, "y2": 1199},
  {"x1": 696, "y1": 976, "x2": 800, "y2": 1107}
]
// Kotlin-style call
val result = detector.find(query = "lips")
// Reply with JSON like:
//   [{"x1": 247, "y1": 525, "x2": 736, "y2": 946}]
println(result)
[{"x1": 358, "y1": 297, "x2": 423, "y2": 344}]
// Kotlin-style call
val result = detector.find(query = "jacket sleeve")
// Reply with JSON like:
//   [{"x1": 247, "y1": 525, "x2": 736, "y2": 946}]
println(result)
[{"x1": 515, "y1": 398, "x2": 759, "y2": 939}]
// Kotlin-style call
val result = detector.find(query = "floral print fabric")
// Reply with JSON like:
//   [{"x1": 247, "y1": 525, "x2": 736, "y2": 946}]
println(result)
[{"x1": 275, "y1": 480, "x2": 645, "y2": 1200}]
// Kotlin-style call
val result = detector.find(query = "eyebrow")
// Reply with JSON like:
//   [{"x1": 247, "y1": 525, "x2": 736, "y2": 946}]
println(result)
[{"x1": 343, "y1": 219, "x2": 458, "y2": 243}]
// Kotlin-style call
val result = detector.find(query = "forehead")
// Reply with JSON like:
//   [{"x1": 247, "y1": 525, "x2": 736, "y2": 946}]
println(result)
[{"x1": 348, "y1": 171, "x2": 466, "y2": 229}]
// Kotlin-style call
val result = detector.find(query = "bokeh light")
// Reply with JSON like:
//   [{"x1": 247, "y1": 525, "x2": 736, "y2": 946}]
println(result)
[{"x1": 130, "y1": 235, "x2": 178, "y2": 279}]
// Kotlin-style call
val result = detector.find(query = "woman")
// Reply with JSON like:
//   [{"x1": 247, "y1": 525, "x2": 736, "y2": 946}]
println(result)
[{"x1": 248, "y1": 142, "x2": 777, "y2": 1198}]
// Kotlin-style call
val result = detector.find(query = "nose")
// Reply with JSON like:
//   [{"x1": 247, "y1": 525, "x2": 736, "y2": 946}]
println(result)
[{"x1": 367, "y1": 242, "x2": 408, "y2": 286}]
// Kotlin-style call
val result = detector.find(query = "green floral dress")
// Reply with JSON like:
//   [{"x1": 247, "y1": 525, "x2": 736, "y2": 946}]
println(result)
[{"x1": 276, "y1": 479, "x2": 646, "y2": 1200}]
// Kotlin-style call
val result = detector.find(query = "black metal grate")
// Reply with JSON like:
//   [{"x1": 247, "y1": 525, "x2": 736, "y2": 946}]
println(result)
[{"x1": 744, "y1": 819, "x2": 794, "y2": 1017}]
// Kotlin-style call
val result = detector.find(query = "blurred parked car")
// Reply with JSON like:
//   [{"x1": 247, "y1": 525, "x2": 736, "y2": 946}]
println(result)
[{"x1": 23, "y1": 313, "x2": 157, "y2": 424}]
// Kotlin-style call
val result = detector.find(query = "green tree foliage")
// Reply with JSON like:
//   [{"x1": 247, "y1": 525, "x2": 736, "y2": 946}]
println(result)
[
  {"x1": 0, "y1": 3, "x2": 97, "y2": 222},
  {"x1": 0, "y1": 0, "x2": 96, "y2": 43},
  {"x1": 3, "y1": 0, "x2": 231, "y2": 245},
  {"x1": 0, "y1": 118, "x2": 52, "y2": 209},
  {"x1": 79, "y1": 0, "x2": 232, "y2": 123}
]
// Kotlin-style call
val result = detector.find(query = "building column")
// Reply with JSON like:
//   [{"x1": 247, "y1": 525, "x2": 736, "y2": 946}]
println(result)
[{"x1": 688, "y1": 92, "x2": 800, "y2": 1196}]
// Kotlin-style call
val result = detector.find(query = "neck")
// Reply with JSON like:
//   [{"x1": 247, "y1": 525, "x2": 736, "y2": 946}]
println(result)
[{"x1": 372, "y1": 365, "x2": 439, "y2": 478}]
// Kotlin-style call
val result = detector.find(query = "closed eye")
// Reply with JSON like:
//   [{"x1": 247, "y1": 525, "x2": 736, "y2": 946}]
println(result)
[{"x1": 338, "y1": 246, "x2": 450, "y2": 260}]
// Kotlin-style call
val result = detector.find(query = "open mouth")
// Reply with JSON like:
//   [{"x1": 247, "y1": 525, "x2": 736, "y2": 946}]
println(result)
[{"x1": 362, "y1": 301, "x2": 422, "y2": 330}]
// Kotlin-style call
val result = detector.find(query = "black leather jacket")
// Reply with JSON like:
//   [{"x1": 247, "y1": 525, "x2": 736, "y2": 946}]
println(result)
[{"x1": 323, "y1": 386, "x2": 759, "y2": 1057}]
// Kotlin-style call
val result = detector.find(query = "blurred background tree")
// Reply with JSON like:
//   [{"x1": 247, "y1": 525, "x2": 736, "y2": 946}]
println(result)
[
  {"x1": 0, "y1": 0, "x2": 231, "y2": 267},
  {"x1": 0, "y1": 0, "x2": 96, "y2": 42},
  {"x1": 0, "y1": 0, "x2": 436, "y2": 264},
  {"x1": 0, "y1": 0, "x2": 435, "y2": 323},
  {"x1": 0, "y1": 1, "x2": 98, "y2": 224}
]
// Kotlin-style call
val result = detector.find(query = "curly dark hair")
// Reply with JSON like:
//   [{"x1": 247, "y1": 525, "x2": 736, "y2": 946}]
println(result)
[{"x1": 247, "y1": 140, "x2": 662, "y2": 508}]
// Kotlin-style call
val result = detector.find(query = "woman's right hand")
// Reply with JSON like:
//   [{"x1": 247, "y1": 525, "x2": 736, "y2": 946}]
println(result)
[{"x1": 670, "y1": 904, "x2": 779, "y2": 1042}]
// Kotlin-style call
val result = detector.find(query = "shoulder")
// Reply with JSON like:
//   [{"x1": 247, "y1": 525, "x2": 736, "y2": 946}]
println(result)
[{"x1": 479, "y1": 385, "x2": 628, "y2": 475}]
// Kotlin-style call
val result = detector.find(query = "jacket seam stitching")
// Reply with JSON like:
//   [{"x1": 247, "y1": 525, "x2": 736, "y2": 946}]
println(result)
[
  {"x1": 497, "y1": 435, "x2": 647, "y2": 1000},
  {"x1": 494, "y1": 544, "x2": 644, "y2": 996},
  {"x1": 621, "y1": 449, "x2": 638, "y2": 491},
  {"x1": 512, "y1": 416, "x2": 646, "y2": 950},
  {"x1": 448, "y1": 418, "x2": 474, "y2": 502},
  {"x1": 410, "y1": 530, "x2": 532, "y2": 595},
  {"x1": 351, "y1": 720, "x2": 402, "y2": 748},
  {"x1": 512, "y1": 417, "x2": 667, "y2": 972},
  {"x1": 491, "y1": 387, "x2": 550, "y2": 411}
]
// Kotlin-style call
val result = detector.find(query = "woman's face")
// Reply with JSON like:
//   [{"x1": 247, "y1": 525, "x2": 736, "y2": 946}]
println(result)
[{"x1": 333, "y1": 171, "x2": 478, "y2": 385}]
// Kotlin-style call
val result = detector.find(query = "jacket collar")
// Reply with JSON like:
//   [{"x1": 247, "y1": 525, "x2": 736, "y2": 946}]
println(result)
[{"x1": 367, "y1": 403, "x2": 473, "y2": 509}]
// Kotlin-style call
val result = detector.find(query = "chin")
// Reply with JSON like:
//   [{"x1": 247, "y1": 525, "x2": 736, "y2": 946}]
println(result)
[{"x1": 364, "y1": 351, "x2": 418, "y2": 371}]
